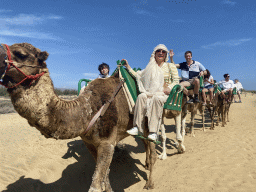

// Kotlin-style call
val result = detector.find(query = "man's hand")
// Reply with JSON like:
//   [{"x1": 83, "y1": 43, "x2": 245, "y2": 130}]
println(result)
[
  {"x1": 121, "y1": 59, "x2": 131, "y2": 70},
  {"x1": 163, "y1": 87, "x2": 171, "y2": 95},
  {"x1": 169, "y1": 49, "x2": 175, "y2": 57},
  {"x1": 199, "y1": 71, "x2": 204, "y2": 76}
]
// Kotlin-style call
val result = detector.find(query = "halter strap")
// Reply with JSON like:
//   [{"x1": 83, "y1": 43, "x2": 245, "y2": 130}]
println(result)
[{"x1": 0, "y1": 44, "x2": 46, "y2": 89}]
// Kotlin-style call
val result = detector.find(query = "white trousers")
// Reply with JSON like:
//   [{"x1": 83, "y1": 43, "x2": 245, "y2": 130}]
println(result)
[{"x1": 133, "y1": 93, "x2": 168, "y2": 133}]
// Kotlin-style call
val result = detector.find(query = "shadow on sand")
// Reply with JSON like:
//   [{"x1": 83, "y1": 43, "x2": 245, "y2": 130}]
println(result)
[{"x1": 3, "y1": 139, "x2": 148, "y2": 192}]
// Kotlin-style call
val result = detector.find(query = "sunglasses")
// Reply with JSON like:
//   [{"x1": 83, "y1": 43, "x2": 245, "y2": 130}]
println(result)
[{"x1": 156, "y1": 49, "x2": 167, "y2": 54}]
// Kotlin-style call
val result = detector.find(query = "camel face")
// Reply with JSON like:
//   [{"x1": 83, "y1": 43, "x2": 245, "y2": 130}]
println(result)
[{"x1": 0, "y1": 43, "x2": 49, "y2": 87}]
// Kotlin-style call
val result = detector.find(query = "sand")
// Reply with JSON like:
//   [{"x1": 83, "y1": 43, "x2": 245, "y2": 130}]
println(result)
[{"x1": 0, "y1": 94, "x2": 255, "y2": 192}]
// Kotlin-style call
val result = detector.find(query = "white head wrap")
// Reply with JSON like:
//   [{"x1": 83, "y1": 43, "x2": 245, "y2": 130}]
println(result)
[{"x1": 136, "y1": 44, "x2": 169, "y2": 97}]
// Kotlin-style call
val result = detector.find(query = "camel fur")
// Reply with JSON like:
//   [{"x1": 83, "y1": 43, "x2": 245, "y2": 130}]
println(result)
[{"x1": 0, "y1": 43, "x2": 164, "y2": 191}]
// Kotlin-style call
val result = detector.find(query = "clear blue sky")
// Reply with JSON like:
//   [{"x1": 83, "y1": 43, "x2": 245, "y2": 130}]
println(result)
[{"x1": 1, "y1": 0, "x2": 255, "y2": 90}]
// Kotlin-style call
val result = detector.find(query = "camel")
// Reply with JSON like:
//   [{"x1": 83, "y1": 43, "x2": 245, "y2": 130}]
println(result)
[
  {"x1": 158, "y1": 95, "x2": 187, "y2": 160},
  {"x1": 215, "y1": 93, "x2": 234, "y2": 127},
  {"x1": 199, "y1": 87, "x2": 224, "y2": 131},
  {"x1": 186, "y1": 85, "x2": 225, "y2": 135},
  {"x1": 224, "y1": 95, "x2": 234, "y2": 123},
  {"x1": 0, "y1": 43, "x2": 167, "y2": 191},
  {"x1": 179, "y1": 89, "x2": 203, "y2": 137}
]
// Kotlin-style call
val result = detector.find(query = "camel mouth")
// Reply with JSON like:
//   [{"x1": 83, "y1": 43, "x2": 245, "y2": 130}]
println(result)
[
  {"x1": 1, "y1": 75, "x2": 11, "y2": 86},
  {"x1": 0, "y1": 44, "x2": 8, "y2": 80}
]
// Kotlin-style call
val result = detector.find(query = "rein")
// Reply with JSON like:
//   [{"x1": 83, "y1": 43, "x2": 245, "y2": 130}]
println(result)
[
  {"x1": 82, "y1": 79, "x2": 125, "y2": 135},
  {"x1": 0, "y1": 44, "x2": 45, "y2": 89}
]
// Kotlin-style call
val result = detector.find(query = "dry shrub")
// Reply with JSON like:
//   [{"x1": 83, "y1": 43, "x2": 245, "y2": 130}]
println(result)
[{"x1": 0, "y1": 100, "x2": 16, "y2": 114}]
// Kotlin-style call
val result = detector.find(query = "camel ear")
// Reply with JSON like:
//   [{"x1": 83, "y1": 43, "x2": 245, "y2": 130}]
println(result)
[{"x1": 38, "y1": 51, "x2": 49, "y2": 62}]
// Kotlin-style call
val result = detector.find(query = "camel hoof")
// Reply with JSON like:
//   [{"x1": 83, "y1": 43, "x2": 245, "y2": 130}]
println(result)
[
  {"x1": 145, "y1": 163, "x2": 150, "y2": 170},
  {"x1": 158, "y1": 153, "x2": 167, "y2": 160},
  {"x1": 88, "y1": 187, "x2": 101, "y2": 192},
  {"x1": 185, "y1": 127, "x2": 190, "y2": 133},
  {"x1": 101, "y1": 181, "x2": 113, "y2": 192},
  {"x1": 178, "y1": 143, "x2": 186, "y2": 153},
  {"x1": 143, "y1": 181, "x2": 154, "y2": 190}
]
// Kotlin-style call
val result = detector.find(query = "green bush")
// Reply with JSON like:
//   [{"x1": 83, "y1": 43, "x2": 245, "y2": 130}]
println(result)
[
  {"x1": 0, "y1": 100, "x2": 16, "y2": 114},
  {"x1": 54, "y1": 88, "x2": 78, "y2": 96},
  {"x1": 0, "y1": 86, "x2": 8, "y2": 97},
  {"x1": 1, "y1": 86, "x2": 77, "y2": 96}
]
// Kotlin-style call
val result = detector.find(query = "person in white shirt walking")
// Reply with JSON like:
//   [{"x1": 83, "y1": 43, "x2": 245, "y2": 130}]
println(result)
[{"x1": 233, "y1": 79, "x2": 243, "y2": 103}]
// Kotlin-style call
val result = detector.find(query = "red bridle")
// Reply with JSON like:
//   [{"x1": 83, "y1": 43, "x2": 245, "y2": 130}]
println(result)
[{"x1": 0, "y1": 44, "x2": 45, "y2": 89}]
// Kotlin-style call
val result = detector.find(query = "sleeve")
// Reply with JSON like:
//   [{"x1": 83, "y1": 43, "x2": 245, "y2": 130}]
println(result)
[
  {"x1": 167, "y1": 63, "x2": 180, "y2": 90},
  {"x1": 231, "y1": 80, "x2": 235, "y2": 88},
  {"x1": 210, "y1": 75, "x2": 214, "y2": 84},
  {"x1": 198, "y1": 62, "x2": 206, "y2": 71},
  {"x1": 179, "y1": 62, "x2": 184, "y2": 70},
  {"x1": 127, "y1": 67, "x2": 137, "y2": 78},
  {"x1": 240, "y1": 82, "x2": 243, "y2": 89},
  {"x1": 218, "y1": 80, "x2": 223, "y2": 88}
]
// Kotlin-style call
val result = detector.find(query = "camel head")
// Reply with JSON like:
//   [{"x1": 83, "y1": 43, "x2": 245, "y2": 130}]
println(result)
[{"x1": 0, "y1": 43, "x2": 49, "y2": 89}]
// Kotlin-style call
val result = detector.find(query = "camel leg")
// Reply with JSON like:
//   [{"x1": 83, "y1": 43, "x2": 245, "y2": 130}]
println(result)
[
  {"x1": 175, "y1": 113, "x2": 185, "y2": 153},
  {"x1": 85, "y1": 143, "x2": 97, "y2": 160},
  {"x1": 216, "y1": 108, "x2": 221, "y2": 126},
  {"x1": 158, "y1": 124, "x2": 167, "y2": 160},
  {"x1": 221, "y1": 105, "x2": 225, "y2": 127},
  {"x1": 201, "y1": 105, "x2": 205, "y2": 132},
  {"x1": 226, "y1": 105, "x2": 230, "y2": 122},
  {"x1": 217, "y1": 105, "x2": 223, "y2": 127},
  {"x1": 85, "y1": 143, "x2": 113, "y2": 192},
  {"x1": 88, "y1": 142, "x2": 115, "y2": 192},
  {"x1": 181, "y1": 105, "x2": 187, "y2": 140},
  {"x1": 190, "y1": 105, "x2": 196, "y2": 137},
  {"x1": 181, "y1": 112, "x2": 187, "y2": 141},
  {"x1": 190, "y1": 114, "x2": 195, "y2": 137},
  {"x1": 209, "y1": 106, "x2": 215, "y2": 130},
  {"x1": 143, "y1": 142, "x2": 157, "y2": 190},
  {"x1": 142, "y1": 139, "x2": 151, "y2": 170}
]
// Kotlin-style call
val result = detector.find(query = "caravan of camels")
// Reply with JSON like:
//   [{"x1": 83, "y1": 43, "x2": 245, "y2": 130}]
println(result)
[{"x1": 0, "y1": 43, "x2": 241, "y2": 191}]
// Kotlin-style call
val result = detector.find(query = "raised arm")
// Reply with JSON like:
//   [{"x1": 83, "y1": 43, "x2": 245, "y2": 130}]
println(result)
[
  {"x1": 121, "y1": 59, "x2": 137, "y2": 77},
  {"x1": 169, "y1": 49, "x2": 175, "y2": 64}
]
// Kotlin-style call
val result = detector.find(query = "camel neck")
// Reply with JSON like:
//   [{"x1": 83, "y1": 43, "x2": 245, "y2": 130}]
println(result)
[{"x1": 9, "y1": 72, "x2": 89, "y2": 139}]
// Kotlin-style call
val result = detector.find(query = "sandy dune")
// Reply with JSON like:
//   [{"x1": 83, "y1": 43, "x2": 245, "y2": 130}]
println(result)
[{"x1": 0, "y1": 94, "x2": 255, "y2": 192}]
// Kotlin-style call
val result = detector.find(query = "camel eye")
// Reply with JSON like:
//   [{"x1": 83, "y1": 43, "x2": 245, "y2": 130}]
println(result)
[{"x1": 13, "y1": 50, "x2": 28, "y2": 59}]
